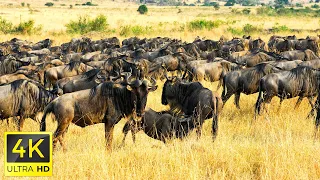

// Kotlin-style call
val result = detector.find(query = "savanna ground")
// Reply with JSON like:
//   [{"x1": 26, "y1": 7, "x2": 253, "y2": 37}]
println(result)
[{"x1": 0, "y1": 1, "x2": 320, "y2": 179}]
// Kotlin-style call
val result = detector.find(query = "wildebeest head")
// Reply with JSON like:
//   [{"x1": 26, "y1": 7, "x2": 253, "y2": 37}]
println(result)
[
  {"x1": 123, "y1": 73, "x2": 158, "y2": 118},
  {"x1": 161, "y1": 75, "x2": 179, "y2": 106}
]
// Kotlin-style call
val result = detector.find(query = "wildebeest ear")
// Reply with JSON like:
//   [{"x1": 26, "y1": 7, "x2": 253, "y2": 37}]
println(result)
[
  {"x1": 126, "y1": 85, "x2": 133, "y2": 91},
  {"x1": 148, "y1": 85, "x2": 158, "y2": 92}
]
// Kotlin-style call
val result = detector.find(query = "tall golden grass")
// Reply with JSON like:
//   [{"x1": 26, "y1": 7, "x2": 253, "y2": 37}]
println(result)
[
  {"x1": 0, "y1": 3, "x2": 320, "y2": 179},
  {"x1": 1, "y1": 81, "x2": 320, "y2": 179}
]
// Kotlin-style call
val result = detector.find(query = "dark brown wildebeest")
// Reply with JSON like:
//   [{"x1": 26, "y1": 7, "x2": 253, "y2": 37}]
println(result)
[
  {"x1": 53, "y1": 69, "x2": 105, "y2": 95},
  {"x1": 161, "y1": 77, "x2": 223, "y2": 140},
  {"x1": 268, "y1": 60, "x2": 302, "y2": 71},
  {"x1": 280, "y1": 49, "x2": 318, "y2": 61},
  {"x1": 249, "y1": 38, "x2": 266, "y2": 50},
  {"x1": 40, "y1": 73, "x2": 158, "y2": 151},
  {"x1": 255, "y1": 66, "x2": 320, "y2": 118},
  {"x1": 0, "y1": 56, "x2": 30, "y2": 75},
  {"x1": 148, "y1": 52, "x2": 193, "y2": 76},
  {"x1": 235, "y1": 51, "x2": 278, "y2": 67},
  {"x1": 0, "y1": 79, "x2": 57, "y2": 131},
  {"x1": 194, "y1": 39, "x2": 221, "y2": 52},
  {"x1": 44, "y1": 61, "x2": 93, "y2": 89},
  {"x1": 295, "y1": 39, "x2": 319, "y2": 56},
  {"x1": 222, "y1": 63, "x2": 281, "y2": 109},
  {"x1": 121, "y1": 108, "x2": 194, "y2": 144},
  {"x1": 62, "y1": 69, "x2": 106, "y2": 94}
]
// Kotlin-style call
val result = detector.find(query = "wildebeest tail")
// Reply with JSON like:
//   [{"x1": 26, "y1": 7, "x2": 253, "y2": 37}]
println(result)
[
  {"x1": 40, "y1": 102, "x2": 54, "y2": 131},
  {"x1": 221, "y1": 75, "x2": 227, "y2": 97},
  {"x1": 255, "y1": 79, "x2": 264, "y2": 118},
  {"x1": 44, "y1": 71, "x2": 48, "y2": 88}
]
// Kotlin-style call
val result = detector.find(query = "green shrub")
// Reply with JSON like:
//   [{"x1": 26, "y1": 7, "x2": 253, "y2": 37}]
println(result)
[
  {"x1": 119, "y1": 25, "x2": 153, "y2": 37},
  {"x1": 137, "y1": 5, "x2": 148, "y2": 14},
  {"x1": 70, "y1": 5, "x2": 73, "y2": 9},
  {"x1": 82, "y1": 2, "x2": 98, "y2": 6},
  {"x1": 45, "y1": 2, "x2": 54, "y2": 7},
  {"x1": 187, "y1": 19, "x2": 223, "y2": 31},
  {"x1": 0, "y1": 17, "x2": 13, "y2": 34},
  {"x1": 242, "y1": 23, "x2": 261, "y2": 34},
  {"x1": 13, "y1": 20, "x2": 42, "y2": 35},
  {"x1": 66, "y1": 15, "x2": 109, "y2": 34},
  {"x1": 21, "y1": 2, "x2": 25, "y2": 7},
  {"x1": 272, "y1": 24, "x2": 289, "y2": 32},
  {"x1": 242, "y1": 8, "x2": 251, "y2": 14},
  {"x1": 227, "y1": 27, "x2": 243, "y2": 35},
  {"x1": 296, "y1": 3, "x2": 303, "y2": 7},
  {"x1": 311, "y1": 4, "x2": 320, "y2": 8}
]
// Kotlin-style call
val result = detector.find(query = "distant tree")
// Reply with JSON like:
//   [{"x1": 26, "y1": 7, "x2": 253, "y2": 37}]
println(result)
[
  {"x1": 45, "y1": 2, "x2": 54, "y2": 7},
  {"x1": 225, "y1": 0, "x2": 235, "y2": 6},
  {"x1": 137, "y1": 5, "x2": 148, "y2": 14}
]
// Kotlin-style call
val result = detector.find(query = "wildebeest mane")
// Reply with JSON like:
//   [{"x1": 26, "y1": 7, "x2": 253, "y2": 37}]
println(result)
[
  {"x1": 163, "y1": 80, "x2": 204, "y2": 107},
  {"x1": 81, "y1": 69, "x2": 100, "y2": 81},
  {"x1": 10, "y1": 79, "x2": 56, "y2": 116},
  {"x1": 247, "y1": 63, "x2": 278, "y2": 84},
  {"x1": 287, "y1": 66, "x2": 319, "y2": 88},
  {"x1": 90, "y1": 82, "x2": 135, "y2": 116},
  {"x1": 67, "y1": 61, "x2": 82, "y2": 71}
]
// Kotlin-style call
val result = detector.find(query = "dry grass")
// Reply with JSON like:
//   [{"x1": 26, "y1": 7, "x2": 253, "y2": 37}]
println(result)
[
  {"x1": 0, "y1": 2, "x2": 319, "y2": 44},
  {"x1": 0, "y1": 2, "x2": 320, "y2": 179},
  {"x1": 1, "y1": 81, "x2": 320, "y2": 179}
]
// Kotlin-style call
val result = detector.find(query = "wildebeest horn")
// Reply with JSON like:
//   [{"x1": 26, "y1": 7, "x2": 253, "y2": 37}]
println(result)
[
  {"x1": 121, "y1": 67, "x2": 132, "y2": 77},
  {"x1": 123, "y1": 71, "x2": 132, "y2": 85},
  {"x1": 150, "y1": 77, "x2": 156, "y2": 87},
  {"x1": 109, "y1": 71, "x2": 120, "y2": 81}
]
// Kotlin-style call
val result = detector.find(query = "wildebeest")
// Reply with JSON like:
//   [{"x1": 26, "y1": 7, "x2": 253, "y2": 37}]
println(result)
[
  {"x1": 122, "y1": 108, "x2": 194, "y2": 144},
  {"x1": 161, "y1": 77, "x2": 223, "y2": 140},
  {"x1": 40, "y1": 73, "x2": 158, "y2": 151},
  {"x1": 268, "y1": 60, "x2": 302, "y2": 71},
  {"x1": 298, "y1": 59, "x2": 320, "y2": 69},
  {"x1": 0, "y1": 79, "x2": 56, "y2": 131},
  {"x1": 0, "y1": 73, "x2": 31, "y2": 85},
  {"x1": 44, "y1": 61, "x2": 93, "y2": 89},
  {"x1": 280, "y1": 49, "x2": 318, "y2": 61},
  {"x1": 222, "y1": 63, "x2": 281, "y2": 109},
  {"x1": 62, "y1": 69, "x2": 106, "y2": 94},
  {"x1": 187, "y1": 60, "x2": 233, "y2": 88},
  {"x1": 255, "y1": 66, "x2": 320, "y2": 117}
]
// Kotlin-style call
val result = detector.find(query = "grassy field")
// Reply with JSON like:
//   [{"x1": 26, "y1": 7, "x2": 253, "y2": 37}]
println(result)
[
  {"x1": 0, "y1": 1, "x2": 320, "y2": 179},
  {"x1": 0, "y1": 1, "x2": 319, "y2": 44}
]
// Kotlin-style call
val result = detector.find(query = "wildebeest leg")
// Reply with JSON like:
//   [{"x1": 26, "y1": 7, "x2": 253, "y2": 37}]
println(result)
[
  {"x1": 294, "y1": 96, "x2": 303, "y2": 109},
  {"x1": 121, "y1": 121, "x2": 131, "y2": 146},
  {"x1": 277, "y1": 97, "x2": 284, "y2": 112},
  {"x1": 53, "y1": 122, "x2": 69, "y2": 151},
  {"x1": 234, "y1": 91, "x2": 241, "y2": 109},
  {"x1": 222, "y1": 92, "x2": 233, "y2": 107},
  {"x1": 212, "y1": 114, "x2": 218, "y2": 141},
  {"x1": 315, "y1": 109, "x2": 320, "y2": 138},
  {"x1": 105, "y1": 121, "x2": 115, "y2": 151}
]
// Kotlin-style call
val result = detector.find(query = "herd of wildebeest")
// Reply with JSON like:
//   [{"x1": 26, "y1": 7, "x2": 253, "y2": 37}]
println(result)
[{"x1": 1, "y1": 35, "x2": 320, "y2": 151}]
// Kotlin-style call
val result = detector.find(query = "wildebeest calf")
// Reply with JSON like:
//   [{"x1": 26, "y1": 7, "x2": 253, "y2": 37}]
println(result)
[{"x1": 121, "y1": 108, "x2": 194, "y2": 145}]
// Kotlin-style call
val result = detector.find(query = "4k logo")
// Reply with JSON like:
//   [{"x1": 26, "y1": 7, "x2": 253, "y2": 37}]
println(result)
[{"x1": 4, "y1": 132, "x2": 52, "y2": 176}]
